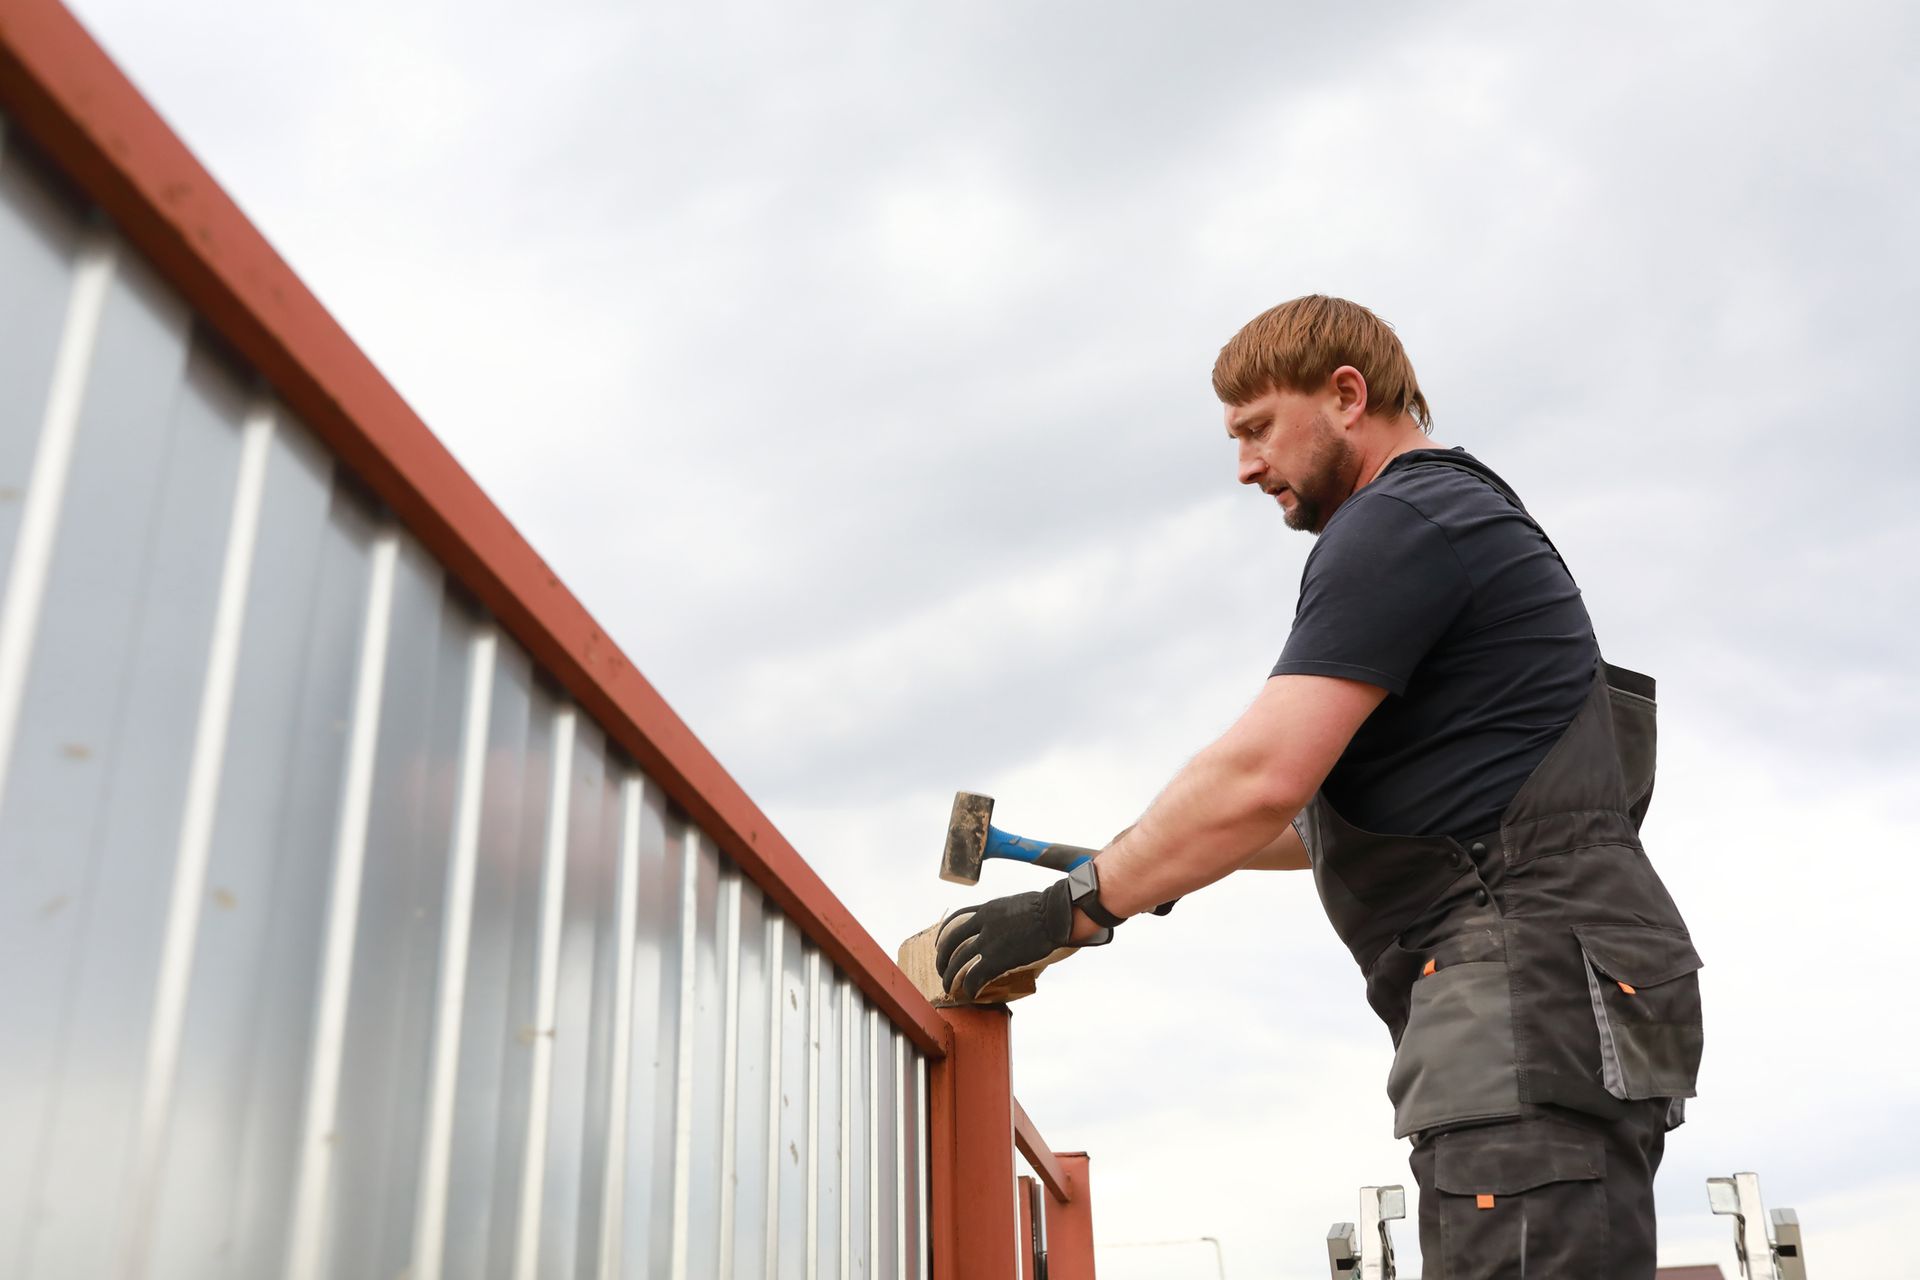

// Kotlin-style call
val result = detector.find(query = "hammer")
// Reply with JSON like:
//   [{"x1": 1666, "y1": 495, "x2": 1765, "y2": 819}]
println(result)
[{"x1": 940, "y1": 790, "x2": 1100, "y2": 886}]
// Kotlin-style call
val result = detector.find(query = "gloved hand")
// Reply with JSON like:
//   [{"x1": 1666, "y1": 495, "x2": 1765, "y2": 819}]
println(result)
[{"x1": 936, "y1": 878, "x2": 1095, "y2": 1003}]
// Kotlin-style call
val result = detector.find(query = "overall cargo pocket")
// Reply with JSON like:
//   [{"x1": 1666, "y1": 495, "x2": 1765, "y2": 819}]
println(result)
[
  {"x1": 1385, "y1": 957, "x2": 1521, "y2": 1138},
  {"x1": 1572, "y1": 923, "x2": 1704, "y2": 1099},
  {"x1": 1422, "y1": 1121, "x2": 1608, "y2": 1280}
]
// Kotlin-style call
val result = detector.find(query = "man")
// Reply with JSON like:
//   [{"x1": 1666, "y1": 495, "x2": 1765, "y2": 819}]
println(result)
[{"x1": 936, "y1": 296, "x2": 1704, "y2": 1278}]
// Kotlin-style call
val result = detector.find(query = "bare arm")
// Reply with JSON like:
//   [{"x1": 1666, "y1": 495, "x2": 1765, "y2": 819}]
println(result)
[
  {"x1": 1241, "y1": 822, "x2": 1310, "y2": 871},
  {"x1": 1070, "y1": 674, "x2": 1382, "y2": 935},
  {"x1": 1114, "y1": 816, "x2": 1309, "y2": 872}
]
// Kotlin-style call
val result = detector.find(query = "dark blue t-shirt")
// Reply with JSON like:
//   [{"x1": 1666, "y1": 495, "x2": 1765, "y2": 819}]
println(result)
[{"x1": 1271, "y1": 447, "x2": 1597, "y2": 837}]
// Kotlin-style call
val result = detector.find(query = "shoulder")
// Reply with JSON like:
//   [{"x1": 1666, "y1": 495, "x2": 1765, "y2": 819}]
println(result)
[
  {"x1": 1360, "y1": 449, "x2": 1517, "y2": 527},
  {"x1": 1303, "y1": 447, "x2": 1545, "y2": 593},
  {"x1": 1317, "y1": 448, "x2": 1546, "y2": 572},
  {"x1": 1310, "y1": 478, "x2": 1458, "y2": 565},
  {"x1": 1302, "y1": 482, "x2": 1467, "y2": 590}
]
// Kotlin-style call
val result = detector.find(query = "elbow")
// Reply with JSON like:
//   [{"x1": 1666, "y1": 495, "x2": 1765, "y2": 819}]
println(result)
[
  {"x1": 1218, "y1": 743, "x2": 1312, "y2": 825},
  {"x1": 1256, "y1": 777, "x2": 1312, "y2": 825}
]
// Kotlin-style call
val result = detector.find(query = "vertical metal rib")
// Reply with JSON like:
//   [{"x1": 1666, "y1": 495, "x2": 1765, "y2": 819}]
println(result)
[
  {"x1": 594, "y1": 775, "x2": 644, "y2": 1280},
  {"x1": 805, "y1": 952, "x2": 821, "y2": 1280},
  {"x1": 893, "y1": 1033, "x2": 907, "y2": 1280},
  {"x1": 408, "y1": 627, "x2": 499, "y2": 1280},
  {"x1": 866, "y1": 1011, "x2": 880, "y2": 1274},
  {"x1": 717, "y1": 869, "x2": 743, "y2": 1276},
  {"x1": 915, "y1": 1057, "x2": 929, "y2": 1280},
  {"x1": 510, "y1": 707, "x2": 577, "y2": 1280},
  {"x1": 838, "y1": 983, "x2": 853, "y2": 1280},
  {"x1": 122, "y1": 398, "x2": 276, "y2": 1274},
  {"x1": 0, "y1": 231, "x2": 115, "y2": 813},
  {"x1": 762, "y1": 915, "x2": 785, "y2": 1280},
  {"x1": 283, "y1": 530, "x2": 401, "y2": 1280},
  {"x1": 668, "y1": 831, "x2": 700, "y2": 1280}
]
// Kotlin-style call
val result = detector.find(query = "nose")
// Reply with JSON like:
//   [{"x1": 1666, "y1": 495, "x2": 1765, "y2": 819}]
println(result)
[{"x1": 1237, "y1": 439, "x2": 1265, "y2": 487}]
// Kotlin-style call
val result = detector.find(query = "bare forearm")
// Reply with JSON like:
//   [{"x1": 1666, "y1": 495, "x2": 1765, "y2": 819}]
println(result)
[
  {"x1": 1094, "y1": 738, "x2": 1301, "y2": 916},
  {"x1": 1061, "y1": 674, "x2": 1381, "y2": 942},
  {"x1": 1098, "y1": 818, "x2": 1303, "y2": 870}
]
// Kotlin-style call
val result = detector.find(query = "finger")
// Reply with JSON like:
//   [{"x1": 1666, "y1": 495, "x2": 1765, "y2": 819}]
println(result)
[
  {"x1": 961, "y1": 950, "x2": 1003, "y2": 1001},
  {"x1": 938, "y1": 935, "x2": 983, "y2": 992},
  {"x1": 947, "y1": 953, "x2": 985, "y2": 1002},
  {"x1": 934, "y1": 910, "x2": 978, "y2": 970}
]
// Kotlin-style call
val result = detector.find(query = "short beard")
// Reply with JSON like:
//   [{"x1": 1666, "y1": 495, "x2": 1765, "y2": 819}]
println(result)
[{"x1": 1283, "y1": 413, "x2": 1356, "y2": 533}]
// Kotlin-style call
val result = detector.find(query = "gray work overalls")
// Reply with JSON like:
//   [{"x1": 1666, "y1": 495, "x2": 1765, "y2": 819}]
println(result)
[
  {"x1": 1293, "y1": 457, "x2": 1703, "y2": 1275},
  {"x1": 1295, "y1": 657, "x2": 1703, "y2": 1135}
]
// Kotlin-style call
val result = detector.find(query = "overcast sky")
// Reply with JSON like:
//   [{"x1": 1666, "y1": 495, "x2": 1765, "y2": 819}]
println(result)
[{"x1": 65, "y1": 0, "x2": 1920, "y2": 1274}]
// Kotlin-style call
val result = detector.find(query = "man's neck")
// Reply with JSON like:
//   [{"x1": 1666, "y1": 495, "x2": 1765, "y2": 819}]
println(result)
[{"x1": 1356, "y1": 416, "x2": 1442, "y2": 490}]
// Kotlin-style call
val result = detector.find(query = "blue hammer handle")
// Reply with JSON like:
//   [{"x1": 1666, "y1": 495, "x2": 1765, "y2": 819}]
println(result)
[{"x1": 983, "y1": 825, "x2": 1095, "y2": 873}]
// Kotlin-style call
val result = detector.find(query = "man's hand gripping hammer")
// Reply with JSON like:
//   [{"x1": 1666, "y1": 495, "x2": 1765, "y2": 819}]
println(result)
[{"x1": 896, "y1": 791, "x2": 1099, "y2": 1006}]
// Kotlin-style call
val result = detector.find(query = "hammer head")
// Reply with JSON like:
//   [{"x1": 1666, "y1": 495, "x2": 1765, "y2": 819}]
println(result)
[{"x1": 940, "y1": 791, "x2": 996, "y2": 885}]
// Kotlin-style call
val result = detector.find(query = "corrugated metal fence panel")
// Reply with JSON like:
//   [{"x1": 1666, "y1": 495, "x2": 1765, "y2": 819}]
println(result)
[{"x1": 0, "y1": 118, "x2": 929, "y2": 1280}]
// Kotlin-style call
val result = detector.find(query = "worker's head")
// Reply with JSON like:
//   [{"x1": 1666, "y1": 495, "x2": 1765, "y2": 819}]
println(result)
[{"x1": 1214, "y1": 296, "x2": 1430, "y2": 533}]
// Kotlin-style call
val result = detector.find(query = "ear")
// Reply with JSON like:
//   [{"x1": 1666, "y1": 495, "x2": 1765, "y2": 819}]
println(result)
[{"x1": 1329, "y1": 365, "x2": 1369, "y2": 426}]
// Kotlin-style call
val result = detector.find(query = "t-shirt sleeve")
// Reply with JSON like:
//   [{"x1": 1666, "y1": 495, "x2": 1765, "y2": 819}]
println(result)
[{"x1": 1271, "y1": 493, "x2": 1472, "y2": 695}]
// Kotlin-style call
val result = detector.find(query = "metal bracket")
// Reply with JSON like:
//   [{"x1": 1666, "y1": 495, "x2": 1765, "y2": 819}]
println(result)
[
  {"x1": 1326, "y1": 1222, "x2": 1357, "y2": 1275},
  {"x1": 1707, "y1": 1172, "x2": 1807, "y2": 1280},
  {"x1": 1326, "y1": 1185, "x2": 1405, "y2": 1279}
]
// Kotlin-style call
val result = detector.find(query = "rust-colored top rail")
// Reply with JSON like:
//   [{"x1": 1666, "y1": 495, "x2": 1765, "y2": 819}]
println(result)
[
  {"x1": 1013, "y1": 1098, "x2": 1076, "y2": 1203},
  {"x1": 0, "y1": 0, "x2": 948, "y2": 1057}
]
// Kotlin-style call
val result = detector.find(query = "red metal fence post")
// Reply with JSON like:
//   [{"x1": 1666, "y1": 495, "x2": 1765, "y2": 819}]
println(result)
[
  {"x1": 929, "y1": 1006, "x2": 1020, "y2": 1277},
  {"x1": 1017, "y1": 1176, "x2": 1038, "y2": 1280},
  {"x1": 1041, "y1": 1153, "x2": 1097, "y2": 1280}
]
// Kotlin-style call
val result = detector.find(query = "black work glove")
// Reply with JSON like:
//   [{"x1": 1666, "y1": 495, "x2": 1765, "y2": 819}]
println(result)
[{"x1": 936, "y1": 878, "x2": 1081, "y2": 1002}]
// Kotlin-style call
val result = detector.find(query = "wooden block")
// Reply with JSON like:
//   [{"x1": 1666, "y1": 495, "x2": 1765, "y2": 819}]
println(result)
[
  {"x1": 897, "y1": 921, "x2": 949, "y2": 1003},
  {"x1": 896, "y1": 919, "x2": 1076, "y2": 1007}
]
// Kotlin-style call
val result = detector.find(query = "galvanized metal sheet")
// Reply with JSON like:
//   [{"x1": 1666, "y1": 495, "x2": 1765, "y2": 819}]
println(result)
[
  {"x1": 432, "y1": 643, "x2": 551, "y2": 1278},
  {"x1": 533, "y1": 725, "x2": 617, "y2": 1280},
  {"x1": 678, "y1": 832, "x2": 727, "y2": 1279},
  {"x1": 1, "y1": 232, "x2": 209, "y2": 1278},
  {"x1": 908, "y1": 1056, "x2": 929, "y2": 1280},
  {"x1": 728, "y1": 876, "x2": 774, "y2": 1277},
  {"x1": 845, "y1": 988, "x2": 869, "y2": 1280},
  {"x1": 0, "y1": 130, "x2": 85, "y2": 610},
  {"x1": 621, "y1": 782, "x2": 684, "y2": 1280},
  {"x1": 774, "y1": 925, "x2": 813, "y2": 1279},
  {"x1": 815, "y1": 956, "x2": 844, "y2": 1280},
  {"x1": 875, "y1": 1025, "x2": 900, "y2": 1280},
  {"x1": 147, "y1": 424, "x2": 388, "y2": 1280},
  {"x1": 0, "y1": 116, "x2": 931, "y2": 1280}
]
